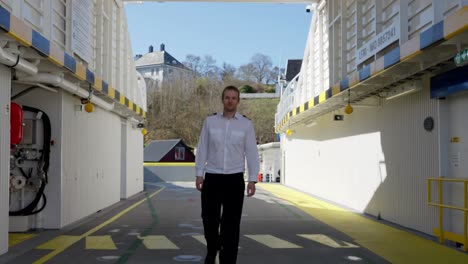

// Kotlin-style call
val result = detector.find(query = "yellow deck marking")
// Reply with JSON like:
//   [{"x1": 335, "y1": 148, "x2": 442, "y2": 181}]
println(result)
[
  {"x1": 192, "y1": 235, "x2": 207, "y2": 245},
  {"x1": 139, "y1": 236, "x2": 179, "y2": 249},
  {"x1": 245, "y1": 235, "x2": 301, "y2": 249},
  {"x1": 33, "y1": 188, "x2": 165, "y2": 264},
  {"x1": 36, "y1": 236, "x2": 81, "y2": 250},
  {"x1": 86, "y1": 236, "x2": 117, "y2": 250},
  {"x1": 259, "y1": 184, "x2": 468, "y2": 264},
  {"x1": 8, "y1": 233, "x2": 36, "y2": 247},
  {"x1": 298, "y1": 234, "x2": 359, "y2": 248}
]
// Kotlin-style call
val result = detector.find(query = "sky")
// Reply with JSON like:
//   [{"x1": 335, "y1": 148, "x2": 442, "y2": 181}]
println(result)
[{"x1": 124, "y1": 2, "x2": 311, "y2": 69}]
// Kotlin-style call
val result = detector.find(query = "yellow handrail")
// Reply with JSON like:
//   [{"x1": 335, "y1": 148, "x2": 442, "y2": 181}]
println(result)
[{"x1": 427, "y1": 177, "x2": 468, "y2": 251}]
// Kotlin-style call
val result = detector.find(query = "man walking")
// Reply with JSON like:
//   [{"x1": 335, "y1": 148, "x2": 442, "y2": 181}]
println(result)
[{"x1": 195, "y1": 85, "x2": 259, "y2": 264}]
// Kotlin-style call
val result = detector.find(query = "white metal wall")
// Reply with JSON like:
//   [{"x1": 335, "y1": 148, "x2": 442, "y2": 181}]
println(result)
[
  {"x1": 61, "y1": 92, "x2": 122, "y2": 226},
  {"x1": 11, "y1": 88, "x2": 63, "y2": 229},
  {"x1": 286, "y1": 0, "x2": 466, "y2": 119},
  {"x1": 283, "y1": 77, "x2": 440, "y2": 234},
  {"x1": 0, "y1": 0, "x2": 146, "y2": 111},
  {"x1": 124, "y1": 121, "x2": 144, "y2": 198},
  {"x1": 0, "y1": 65, "x2": 11, "y2": 255}
]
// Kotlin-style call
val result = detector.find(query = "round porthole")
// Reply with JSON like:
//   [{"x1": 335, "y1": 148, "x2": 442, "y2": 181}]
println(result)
[{"x1": 424, "y1": 117, "x2": 434, "y2": 131}]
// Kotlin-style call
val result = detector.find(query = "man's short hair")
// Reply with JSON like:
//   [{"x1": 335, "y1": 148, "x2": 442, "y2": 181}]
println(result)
[{"x1": 221, "y1": 85, "x2": 240, "y2": 100}]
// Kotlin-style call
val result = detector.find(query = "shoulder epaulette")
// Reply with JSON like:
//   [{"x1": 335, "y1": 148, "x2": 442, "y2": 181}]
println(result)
[
  {"x1": 210, "y1": 112, "x2": 217, "y2": 116},
  {"x1": 242, "y1": 114, "x2": 251, "y2": 120}
]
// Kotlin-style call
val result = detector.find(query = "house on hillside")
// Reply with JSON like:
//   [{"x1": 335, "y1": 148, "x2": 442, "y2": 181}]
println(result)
[
  {"x1": 144, "y1": 139, "x2": 195, "y2": 163},
  {"x1": 135, "y1": 44, "x2": 191, "y2": 93},
  {"x1": 144, "y1": 139, "x2": 195, "y2": 183}
]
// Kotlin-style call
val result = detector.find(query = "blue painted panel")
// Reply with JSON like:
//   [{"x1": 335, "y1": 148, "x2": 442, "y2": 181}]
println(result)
[
  {"x1": 64, "y1": 53, "x2": 76, "y2": 72},
  {"x1": 384, "y1": 47, "x2": 400, "y2": 69},
  {"x1": 420, "y1": 21, "x2": 444, "y2": 50},
  {"x1": 86, "y1": 69, "x2": 95, "y2": 84},
  {"x1": 32, "y1": 30, "x2": 50, "y2": 56},
  {"x1": 340, "y1": 77, "x2": 349, "y2": 91},
  {"x1": 0, "y1": 6, "x2": 10, "y2": 32},
  {"x1": 102, "y1": 81, "x2": 108, "y2": 94},
  {"x1": 431, "y1": 64, "x2": 468, "y2": 98},
  {"x1": 326, "y1": 88, "x2": 332, "y2": 98},
  {"x1": 359, "y1": 65, "x2": 371, "y2": 81}
]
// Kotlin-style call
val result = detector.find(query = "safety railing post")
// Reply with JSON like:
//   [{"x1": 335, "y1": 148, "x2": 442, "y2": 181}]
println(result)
[
  {"x1": 438, "y1": 179, "x2": 444, "y2": 244},
  {"x1": 464, "y1": 181, "x2": 467, "y2": 251}
]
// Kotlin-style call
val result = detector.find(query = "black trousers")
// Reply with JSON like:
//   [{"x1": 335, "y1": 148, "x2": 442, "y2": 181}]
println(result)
[{"x1": 201, "y1": 172, "x2": 245, "y2": 264}]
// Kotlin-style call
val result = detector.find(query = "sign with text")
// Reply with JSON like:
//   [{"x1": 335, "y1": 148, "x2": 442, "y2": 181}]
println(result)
[
  {"x1": 357, "y1": 22, "x2": 400, "y2": 65},
  {"x1": 71, "y1": 0, "x2": 92, "y2": 63}
]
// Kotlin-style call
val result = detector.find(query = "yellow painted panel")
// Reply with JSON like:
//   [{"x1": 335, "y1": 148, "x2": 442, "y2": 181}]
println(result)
[
  {"x1": 400, "y1": 37, "x2": 421, "y2": 62},
  {"x1": 319, "y1": 92, "x2": 326, "y2": 103},
  {"x1": 49, "y1": 42, "x2": 64, "y2": 67},
  {"x1": 86, "y1": 236, "x2": 117, "y2": 250},
  {"x1": 444, "y1": 6, "x2": 468, "y2": 40},
  {"x1": 372, "y1": 57, "x2": 385, "y2": 76},
  {"x1": 75, "y1": 64, "x2": 86, "y2": 81},
  {"x1": 120, "y1": 95, "x2": 125, "y2": 105},
  {"x1": 245, "y1": 235, "x2": 301, "y2": 249},
  {"x1": 9, "y1": 233, "x2": 36, "y2": 247},
  {"x1": 128, "y1": 101, "x2": 134, "y2": 110},
  {"x1": 139, "y1": 236, "x2": 179, "y2": 249},
  {"x1": 94, "y1": 77, "x2": 103, "y2": 91},
  {"x1": 309, "y1": 99, "x2": 315, "y2": 108},
  {"x1": 136, "y1": 106, "x2": 141, "y2": 114},
  {"x1": 300, "y1": 104, "x2": 305, "y2": 113},
  {"x1": 143, "y1": 111, "x2": 146, "y2": 118},
  {"x1": 36, "y1": 236, "x2": 81, "y2": 250},
  {"x1": 108, "y1": 86, "x2": 115, "y2": 99},
  {"x1": 298, "y1": 234, "x2": 359, "y2": 248},
  {"x1": 259, "y1": 184, "x2": 468, "y2": 263},
  {"x1": 332, "y1": 84, "x2": 340, "y2": 96},
  {"x1": 9, "y1": 15, "x2": 32, "y2": 46},
  {"x1": 349, "y1": 71, "x2": 359, "y2": 87}
]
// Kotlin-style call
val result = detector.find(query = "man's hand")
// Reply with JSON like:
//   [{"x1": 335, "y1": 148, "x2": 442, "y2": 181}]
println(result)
[
  {"x1": 247, "y1": 181, "x2": 256, "y2": 197},
  {"x1": 196, "y1": 176, "x2": 204, "y2": 191}
]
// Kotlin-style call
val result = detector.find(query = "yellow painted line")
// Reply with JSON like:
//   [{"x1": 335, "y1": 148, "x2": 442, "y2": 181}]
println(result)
[
  {"x1": 86, "y1": 236, "x2": 117, "y2": 250},
  {"x1": 298, "y1": 234, "x2": 359, "y2": 248},
  {"x1": 9, "y1": 233, "x2": 36, "y2": 247},
  {"x1": 192, "y1": 235, "x2": 206, "y2": 245},
  {"x1": 245, "y1": 235, "x2": 301, "y2": 249},
  {"x1": 139, "y1": 235, "x2": 179, "y2": 249},
  {"x1": 259, "y1": 184, "x2": 468, "y2": 264},
  {"x1": 36, "y1": 236, "x2": 81, "y2": 250},
  {"x1": 33, "y1": 188, "x2": 165, "y2": 264},
  {"x1": 144, "y1": 162, "x2": 195, "y2": 167}
]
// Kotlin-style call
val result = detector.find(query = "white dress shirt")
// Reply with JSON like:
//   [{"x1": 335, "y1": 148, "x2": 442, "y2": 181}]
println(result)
[{"x1": 195, "y1": 112, "x2": 260, "y2": 182}]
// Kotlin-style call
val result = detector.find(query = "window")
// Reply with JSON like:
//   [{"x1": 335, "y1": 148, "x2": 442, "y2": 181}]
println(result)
[{"x1": 175, "y1": 146, "x2": 185, "y2": 161}]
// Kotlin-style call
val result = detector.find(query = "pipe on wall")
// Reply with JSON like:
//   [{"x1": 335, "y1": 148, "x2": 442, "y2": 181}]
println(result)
[
  {"x1": 0, "y1": 46, "x2": 38, "y2": 76},
  {"x1": 18, "y1": 73, "x2": 114, "y2": 111}
]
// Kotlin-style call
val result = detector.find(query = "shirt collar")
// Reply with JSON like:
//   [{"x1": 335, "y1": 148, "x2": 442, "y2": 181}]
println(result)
[{"x1": 220, "y1": 112, "x2": 241, "y2": 119}]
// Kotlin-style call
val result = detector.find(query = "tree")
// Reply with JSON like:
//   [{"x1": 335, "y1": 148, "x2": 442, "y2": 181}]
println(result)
[
  {"x1": 221, "y1": 62, "x2": 236, "y2": 82},
  {"x1": 240, "y1": 84, "x2": 255, "y2": 93},
  {"x1": 250, "y1": 53, "x2": 273, "y2": 84}
]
